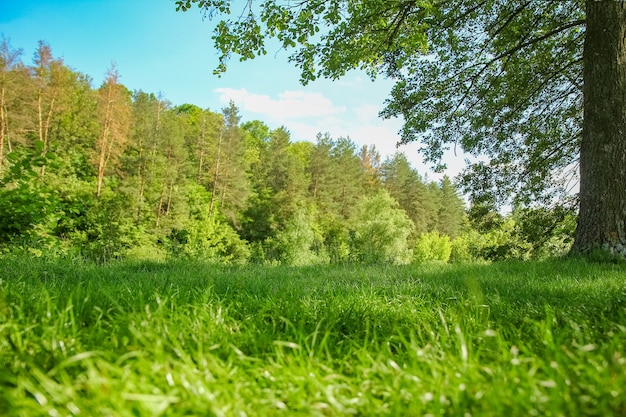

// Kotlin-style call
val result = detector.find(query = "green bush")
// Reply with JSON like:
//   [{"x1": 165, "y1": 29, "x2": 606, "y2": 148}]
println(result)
[
  {"x1": 414, "y1": 232, "x2": 452, "y2": 263},
  {"x1": 0, "y1": 144, "x2": 61, "y2": 245},
  {"x1": 272, "y1": 208, "x2": 322, "y2": 266},
  {"x1": 350, "y1": 191, "x2": 414, "y2": 264},
  {"x1": 167, "y1": 216, "x2": 250, "y2": 264},
  {"x1": 165, "y1": 185, "x2": 250, "y2": 264}
]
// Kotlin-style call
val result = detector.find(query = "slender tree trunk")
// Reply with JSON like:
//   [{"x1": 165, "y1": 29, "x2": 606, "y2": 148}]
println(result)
[
  {"x1": 156, "y1": 184, "x2": 165, "y2": 228},
  {"x1": 37, "y1": 89, "x2": 44, "y2": 146},
  {"x1": 96, "y1": 112, "x2": 113, "y2": 198},
  {"x1": 40, "y1": 94, "x2": 56, "y2": 178},
  {"x1": 96, "y1": 116, "x2": 111, "y2": 198},
  {"x1": 209, "y1": 129, "x2": 223, "y2": 216},
  {"x1": 138, "y1": 174, "x2": 145, "y2": 224},
  {"x1": 96, "y1": 79, "x2": 114, "y2": 198},
  {"x1": 218, "y1": 127, "x2": 235, "y2": 213},
  {"x1": 197, "y1": 114, "x2": 207, "y2": 184},
  {"x1": 572, "y1": 1, "x2": 626, "y2": 256},
  {"x1": 156, "y1": 147, "x2": 173, "y2": 227},
  {"x1": 0, "y1": 84, "x2": 6, "y2": 171},
  {"x1": 136, "y1": 133, "x2": 145, "y2": 224},
  {"x1": 166, "y1": 179, "x2": 174, "y2": 216},
  {"x1": 220, "y1": 183, "x2": 226, "y2": 210}
]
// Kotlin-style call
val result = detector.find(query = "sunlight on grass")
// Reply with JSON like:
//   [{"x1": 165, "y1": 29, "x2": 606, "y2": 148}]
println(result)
[{"x1": 1, "y1": 258, "x2": 625, "y2": 415}]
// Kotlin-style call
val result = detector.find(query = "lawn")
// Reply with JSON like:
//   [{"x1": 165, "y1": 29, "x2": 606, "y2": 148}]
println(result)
[{"x1": 0, "y1": 257, "x2": 625, "y2": 416}]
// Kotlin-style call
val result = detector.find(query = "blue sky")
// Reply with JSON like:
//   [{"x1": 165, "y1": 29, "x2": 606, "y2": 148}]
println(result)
[{"x1": 0, "y1": 0, "x2": 465, "y2": 179}]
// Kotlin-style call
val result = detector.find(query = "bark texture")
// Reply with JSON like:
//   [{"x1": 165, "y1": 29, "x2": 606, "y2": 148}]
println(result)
[{"x1": 572, "y1": 0, "x2": 626, "y2": 256}]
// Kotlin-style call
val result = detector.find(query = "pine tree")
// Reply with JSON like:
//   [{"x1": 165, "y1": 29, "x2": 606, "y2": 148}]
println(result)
[
  {"x1": 176, "y1": 104, "x2": 223, "y2": 187},
  {"x1": 436, "y1": 176, "x2": 466, "y2": 239},
  {"x1": 359, "y1": 144, "x2": 381, "y2": 193},
  {"x1": 381, "y1": 153, "x2": 437, "y2": 235},
  {"x1": 95, "y1": 63, "x2": 131, "y2": 198},
  {"x1": 154, "y1": 109, "x2": 189, "y2": 230},
  {"x1": 208, "y1": 101, "x2": 249, "y2": 224}
]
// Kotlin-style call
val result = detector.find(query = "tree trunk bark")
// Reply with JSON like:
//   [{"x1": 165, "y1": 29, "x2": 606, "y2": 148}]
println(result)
[
  {"x1": 40, "y1": 94, "x2": 56, "y2": 178},
  {"x1": 96, "y1": 81, "x2": 113, "y2": 199},
  {"x1": 197, "y1": 114, "x2": 207, "y2": 184},
  {"x1": 166, "y1": 179, "x2": 174, "y2": 216},
  {"x1": 0, "y1": 83, "x2": 6, "y2": 171},
  {"x1": 209, "y1": 129, "x2": 223, "y2": 216},
  {"x1": 137, "y1": 173, "x2": 145, "y2": 224},
  {"x1": 156, "y1": 183, "x2": 165, "y2": 228},
  {"x1": 572, "y1": 1, "x2": 626, "y2": 257}
]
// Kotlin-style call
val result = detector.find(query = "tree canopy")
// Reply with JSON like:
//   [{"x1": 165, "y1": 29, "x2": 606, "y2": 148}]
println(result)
[{"x1": 176, "y1": 0, "x2": 626, "y2": 257}]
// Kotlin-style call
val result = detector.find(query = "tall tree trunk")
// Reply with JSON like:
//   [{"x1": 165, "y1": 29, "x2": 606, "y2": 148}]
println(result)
[
  {"x1": 197, "y1": 114, "x2": 207, "y2": 184},
  {"x1": 166, "y1": 179, "x2": 174, "y2": 216},
  {"x1": 572, "y1": 1, "x2": 626, "y2": 256},
  {"x1": 0, "y1": 84, "x2": 6, "y2": 171},
  {"x1": 137, "y1": 174, "x2": 145, "y2": 224},
  {"x1": 40, "y1": 94, "x2": 56, "y2": 178},
  {"x1": 95, "y1": 64, "x2": 129, "y2": 198},
  {"x1": 96, "y1": 80, "x2": 113, "y2": 198},
  {"x1": 155, "y1": 184, "x2": 165, "y2": 228},
  {"x1": 209, "y1": 129, "x2": 223, "y2": 216},
  {"x1": 136, "y1": 131, "x2": 145, "y2": 224}
]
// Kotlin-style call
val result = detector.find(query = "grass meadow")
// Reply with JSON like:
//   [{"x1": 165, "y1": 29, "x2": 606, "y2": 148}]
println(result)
[{"x1": 0, "y1": 257, "x2": 625, "y2": 416}]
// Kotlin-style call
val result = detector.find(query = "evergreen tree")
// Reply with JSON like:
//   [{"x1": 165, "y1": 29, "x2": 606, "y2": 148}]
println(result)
[
  {"x1": 331, "y1": 137, "x2": 368, "y2": 219},
  {"x1": 381, "y1": 153, "x2": 437, "y2": 235},
  {"x1": 31, "y1": 41, "x2": 66, "y2": 177},
  {"x1": 308, "y1": 135, "x2": 367, "y2": 221},
  {"x1": 95, "y1": 63, "x2": 131, "y2": 198},
  {"x1": 208, "y1": 101, "x2": 249, "y2": 224},
  {"x1": 308, "y1": 133, "x2": 334, "y2": 207},
  {"x1": 127, "y1": 91, "x2": 158, "y2": 225},
  {"x1": 359, "y1": 144, "x2": 381, "y2": 193},
  {"x1": 153, "y1": 109, "x2": 189, "y2": 231},
  {"x1": 241, "y1": 126, "x2": 309, "y2": 243},
  {"x1": 176, "y1": 104, "x2": 223, "y2": 187},
  {"x1": 436, "y1": 176, "x2": 467, "y2": 239}
]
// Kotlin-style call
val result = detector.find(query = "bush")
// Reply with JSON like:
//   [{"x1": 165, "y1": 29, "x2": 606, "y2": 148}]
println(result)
[
  {"x1": 271, "y1": 208, "x2": 323, "y2": 266},
  {"x1": 351, "y1": 191, "x2": 414, "y2": 264},
  {"x1": 165, "y1": 185, "x2": 250, "y2": 264},
  {"x1": 0, "y1": 145, "x2": 61, "y2": 245},
  {"x1": 167, "y1": 216, "x2": 250, "y2": 264},
  {"x1": 414, "y1": 232, "x2": 452, "y2": 263}
]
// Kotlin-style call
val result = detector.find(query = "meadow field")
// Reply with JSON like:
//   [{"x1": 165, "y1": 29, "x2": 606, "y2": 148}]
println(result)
[{"x1": 0, "y1": 257, "x2": 625, "y2": 416}]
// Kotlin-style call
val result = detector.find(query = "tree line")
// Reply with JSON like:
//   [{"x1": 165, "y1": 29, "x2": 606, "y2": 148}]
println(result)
[{"x1": 0, "y1": 37, "x2": 573, "y2": 264}]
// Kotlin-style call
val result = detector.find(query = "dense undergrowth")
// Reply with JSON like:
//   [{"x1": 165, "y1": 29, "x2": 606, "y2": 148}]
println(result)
[{"x1": 0, "y1": 256, "x2": 625, "y2": 416}]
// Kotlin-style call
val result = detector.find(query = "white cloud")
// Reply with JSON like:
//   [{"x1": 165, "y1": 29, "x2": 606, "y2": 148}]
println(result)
[
  {"x1": 214, "y1": 88, "x2": 345, "y2": 121},
  {"x1": 354, "y1": 104, "x2": 381, "y2": 124}
]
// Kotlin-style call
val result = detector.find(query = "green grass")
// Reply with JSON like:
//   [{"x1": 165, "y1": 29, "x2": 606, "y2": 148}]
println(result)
[{"x1": 0, "y1": 257, "x2": 625, "y2": 416}]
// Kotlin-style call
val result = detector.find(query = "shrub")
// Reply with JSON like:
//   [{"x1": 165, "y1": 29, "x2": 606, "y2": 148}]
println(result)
[
  {"x1": 272, "y1": 208, "x2": 322, "y2": 266},
  {"x1": 167, "y1": 217, "x2": 250, "y2": 264},
  {"x1": 350, "y1": 191, "x2": 414, "y2": 264},
  {"x1": 414, "y1": 232, "x2": 452, "y2": 263}
]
